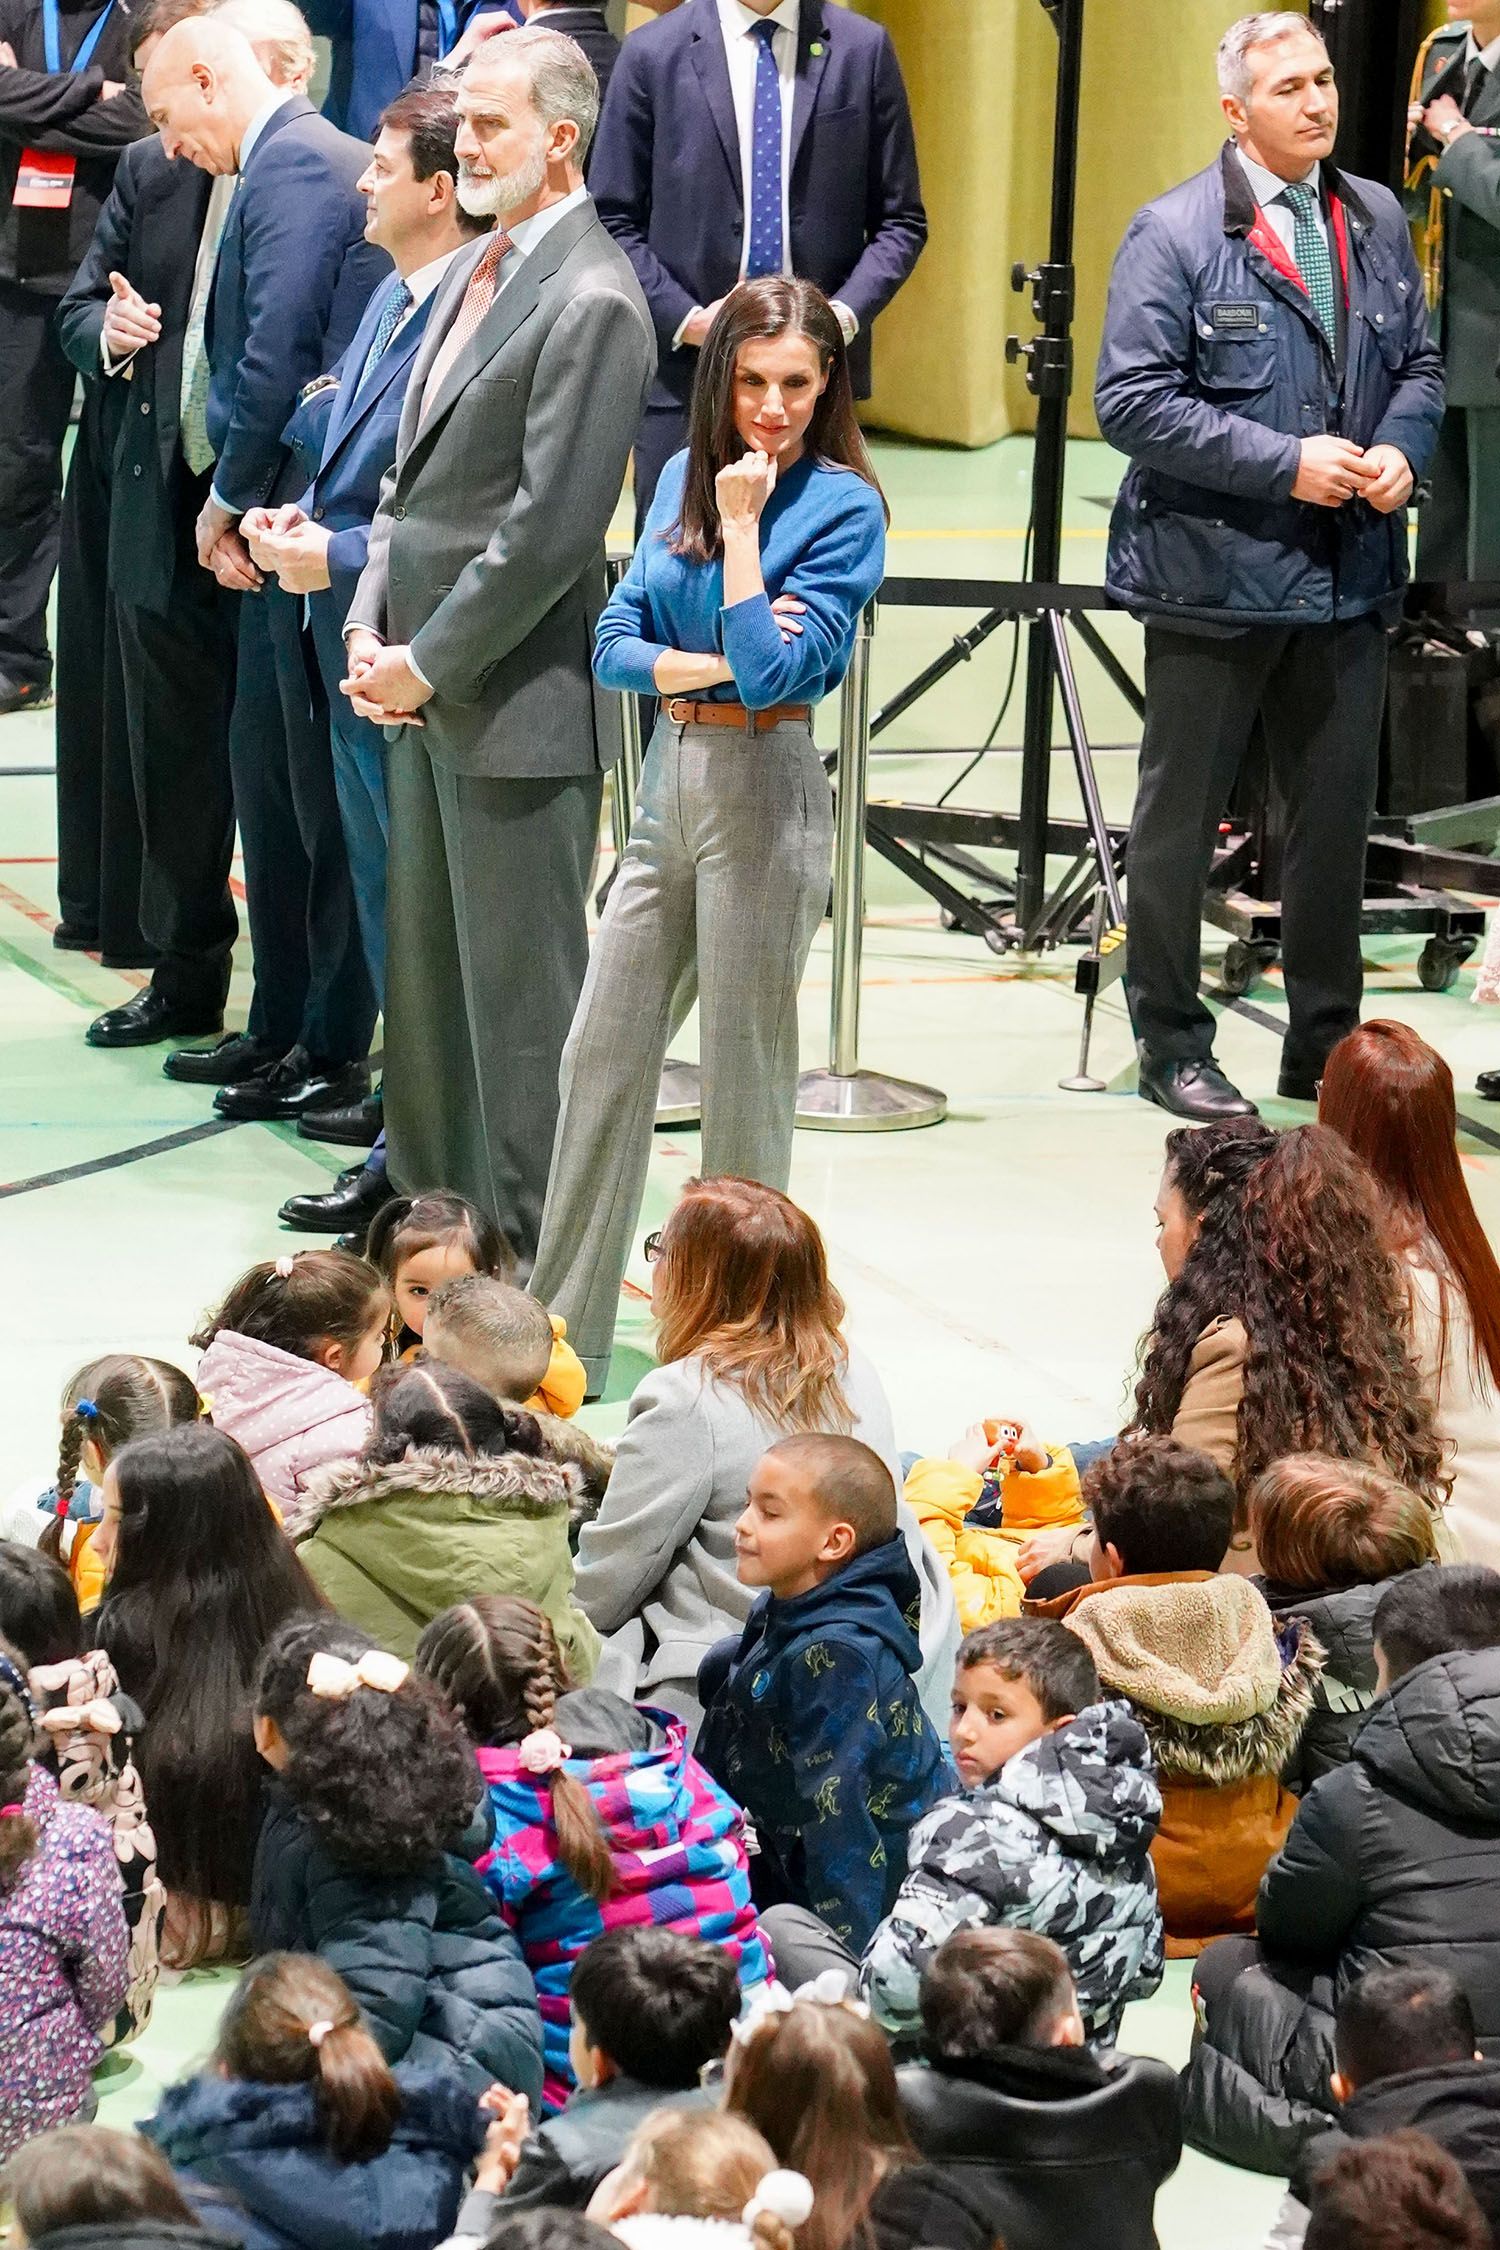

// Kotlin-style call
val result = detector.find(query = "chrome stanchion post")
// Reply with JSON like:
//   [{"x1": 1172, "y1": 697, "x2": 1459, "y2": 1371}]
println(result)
[
  {"x1": 605, "y1": 553, "x2": 701, "y2": 1129},
  {"x1": 796, "y1": 601, "x2": 948, "y2": 1132}
]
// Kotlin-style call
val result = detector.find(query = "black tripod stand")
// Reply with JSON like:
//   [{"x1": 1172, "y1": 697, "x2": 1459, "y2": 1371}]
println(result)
[{"x1": 865, "y1": 0, "x2": 1131, "y2": 1019}]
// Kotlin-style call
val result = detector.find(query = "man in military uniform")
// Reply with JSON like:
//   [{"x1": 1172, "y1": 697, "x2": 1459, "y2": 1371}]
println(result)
[{"x1": 1408, "y1": 0, "x2": 1500, "y2": 588}]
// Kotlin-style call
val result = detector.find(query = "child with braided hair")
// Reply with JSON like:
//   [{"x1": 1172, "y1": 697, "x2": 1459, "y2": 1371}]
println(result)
[
  {"x1": 1, "y1": 1356, "x2": 200, "y2": 1614},
  {"x1": 141, "y1": 1953, "x2": 490, "y2": 2250},
  {"x1": 0, "y1": 1639, "x2": 129, "y2": 2158},
  {"x1": 416, "y1": 1595, "x2": 769, "y2": 2112}
]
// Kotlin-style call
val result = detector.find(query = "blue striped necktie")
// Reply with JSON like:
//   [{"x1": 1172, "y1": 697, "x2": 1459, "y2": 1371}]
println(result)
[{"x1": 745, "y1": 19, "x2": 784, "y2": 280}]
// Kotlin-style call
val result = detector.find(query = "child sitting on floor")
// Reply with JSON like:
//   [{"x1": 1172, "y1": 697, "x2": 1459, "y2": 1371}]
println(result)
[
  {"x1": 1269, "y1": 1968, "x2": 1500, "y2": 2249},
  {"x1": 848, "y1": 1618, "x2": 1162, "y2": 2048},
  {"x1": 696, "y1": 1435, "x2": 950, "y2": 1956},
  {"x1": 1296, "y1": 2130, "x2": 1490, "y2": 2250},
  {"x1": 1183, "y1": 1565, "x2": 1500, "y2": 2177},
  {"x1": 443, "y1": 1924, "x2": 741, "y2": 2231},
  {"x1": 587, "y1": 2110, "x2": 814, "y2": 2250},
  {"x1": 1250, "y1": 1454, "x2": 1439, "y2": 1792},
  {"x1": 0, "y1": 1542, "x2": 163, "y2": 2048},
  {"x1": 416, "y1": 1595, "x2": 766, "y2": 2109},
  {"x1": 293, "y1": 1362, "x2": 600, "y2": 1670},
  {"x1": 424, "y1": 1274, "x2": 590, "y2": 1426},
  {"x1": 0, "y1": 1644, "x2": 129, "y2": 2158},
  {"x1": 365, "y1": 1193, "x2": 515, "y2": 1363},
  {"x1": 192, "y1": 1252, "x2": 389, "y2": 1528},
  {"x1": 903, "y1": 1419, "x2": 1083, "y2": 1629},
  {"x1": 3, "y1": 1355, "x2": 201, "y2": 1614},
  {"x1": 141, "y1": 1951, "x2": 488, "y2": 2250},
  {"x1": 2, "y1": 2126, "x2": 212, "y2": 2248},
  {"x1": 897, "y1": 1929, "x2": 1182, "y2": 2250},
  {"x1": 250, "y1": 1616, "x2": 544, "y2": 2110},
  {"x1": 1027, "y1": 1434, "x2": 1321, "y2": 1955}
]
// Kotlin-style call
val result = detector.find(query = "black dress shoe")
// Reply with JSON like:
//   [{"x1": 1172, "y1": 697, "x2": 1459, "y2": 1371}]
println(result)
[
  {"x1": 1478, "y1": 1069, "x2": 1500, "y2": 1103},
  {"x1": 1138, "y1": 1053, "x2": 1259, "y2": 1121},
  {"x1": 214, "y1": 1046, "x2": 370, "y2": 1123},
  {"x1": 86, "y1": 988, "x2": 224, "y2": 1050},
  {"x1": 53, "y1": 920, "x2": 98, "y2": 953},
  {"x1": 163, "y1": 1031, "x2": 282, "y2": 1086},
  {"x1": 297, "y1": 1089, "x2": 383, "y2": 1147},
  {"x1": 279, "y1": 1163, "x2": 396, "y2": 1233}
]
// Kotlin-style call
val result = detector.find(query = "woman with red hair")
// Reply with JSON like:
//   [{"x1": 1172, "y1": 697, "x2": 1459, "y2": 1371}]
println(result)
[
  {"x1": 1320, "y1": 1019, "x2": 1500, "y2": 1563},
  {"x1": 569, "y1": 1174, "x2": 958, "y2": 1733}
]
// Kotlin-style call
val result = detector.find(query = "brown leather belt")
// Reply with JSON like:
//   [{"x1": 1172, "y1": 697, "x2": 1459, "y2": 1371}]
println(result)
[{"x1": 662, "y1": 698, "x2": 812, "y2": 733}]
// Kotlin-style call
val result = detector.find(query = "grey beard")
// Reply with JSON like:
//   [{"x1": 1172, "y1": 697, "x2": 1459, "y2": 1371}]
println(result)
[{"x1": 457, "y1": 143, "x2": 548, "y2": 220}]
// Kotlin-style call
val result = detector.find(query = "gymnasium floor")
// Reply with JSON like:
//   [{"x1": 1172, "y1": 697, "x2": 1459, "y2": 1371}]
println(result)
[{"x1": 6, "y1": 431, "x2": 1500, "y2": 2246}]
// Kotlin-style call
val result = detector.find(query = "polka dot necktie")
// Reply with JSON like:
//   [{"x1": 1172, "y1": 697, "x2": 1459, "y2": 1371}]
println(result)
[
  {"x1": 745, "y1": 18, "x2": 784, "y2": 280},
  {"x1": 1280, "y1": 182, "x2": 1336, "y2": 346}
]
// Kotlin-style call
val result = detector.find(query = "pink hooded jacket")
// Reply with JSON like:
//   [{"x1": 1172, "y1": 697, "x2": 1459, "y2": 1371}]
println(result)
[{"x1": 196, "y1": 1331, "x2": 371, "y2": 1532}]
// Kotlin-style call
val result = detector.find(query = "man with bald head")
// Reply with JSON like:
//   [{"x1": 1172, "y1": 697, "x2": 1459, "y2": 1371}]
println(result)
[
  {"x1": 138, "y1": 4, "x2": 391, "y2": 1121},
  {"x1": 341, "y1": 26, "x2": 653, "y2": 1258}
]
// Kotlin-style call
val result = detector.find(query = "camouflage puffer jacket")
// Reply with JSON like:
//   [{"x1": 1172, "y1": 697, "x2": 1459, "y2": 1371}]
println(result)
[{"x1": 861, "y1": 1701, "x2": 1165, "y2": 2048}]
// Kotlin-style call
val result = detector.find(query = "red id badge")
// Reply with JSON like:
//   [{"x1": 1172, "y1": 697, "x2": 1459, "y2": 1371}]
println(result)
[{"x1": 13, "y1": 149, "x2": 76, "y2": 208}]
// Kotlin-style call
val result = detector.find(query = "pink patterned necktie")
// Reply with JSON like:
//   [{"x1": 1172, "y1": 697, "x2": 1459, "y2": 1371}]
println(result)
[{"x1": 419, "y1": 228, "x2": 515, "y2": 423}]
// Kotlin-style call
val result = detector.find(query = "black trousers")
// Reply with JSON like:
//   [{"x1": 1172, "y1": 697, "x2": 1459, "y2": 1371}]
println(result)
[
  {"x1": 229, "y1": 579, "x2": 376, "y2": 1063},
  {"x1": 114, "y1": 462, "x2": 238, "y2": 1015},
  {"x1": 0, "y1": 277, "x2": 77, "y2": 688},
  {"x1": 631, "y1": 394, "x2": 689, "y2": 535},
  {"x1": 1126, "y1": 614, "x2": 1386, "y2": 1077},
  {"x1": 54, "y1": 379, "x2": 149, "y2": 960}
]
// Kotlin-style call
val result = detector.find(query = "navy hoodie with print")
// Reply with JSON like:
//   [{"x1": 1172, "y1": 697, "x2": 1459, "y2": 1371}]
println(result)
[{"x1": 696, "y1": 1535, "x2": 951, "y2": 1950}]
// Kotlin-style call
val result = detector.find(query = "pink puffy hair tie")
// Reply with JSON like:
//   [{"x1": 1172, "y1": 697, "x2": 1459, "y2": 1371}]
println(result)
[
  {"x1": 0, "y1": 1804, "x2": 24, "y2": 1818},
  {"x1": 518, "y1": 1727, "x2": 572, "y2": 1776}
]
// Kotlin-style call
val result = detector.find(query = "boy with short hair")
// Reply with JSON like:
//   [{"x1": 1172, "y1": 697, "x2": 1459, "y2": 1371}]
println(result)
[
  {"x1": 424, "y1": 1273, "x2": 590, "y2": 1422},
  {"x1": 897, "y1": 1928, "x2": 1181, "y2": 2250},
  {"x1": 695, "y1": 1433, "x2": 950, "y2": 1952},
  {"x1": 1262, "y1": 1968, "x2": 1500, "y2": 2249},
  {"x1": 449, "y1": 1925, "x2": 738, "y2": 2235},
  {"x1": 859, "y1": 1617, "x2": 1163, "y2": 2047}
]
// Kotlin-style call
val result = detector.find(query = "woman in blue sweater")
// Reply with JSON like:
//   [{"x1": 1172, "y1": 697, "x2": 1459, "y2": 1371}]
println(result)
[{"x1": 531, "y1": 277, "x2": 888, "y2": 1389}]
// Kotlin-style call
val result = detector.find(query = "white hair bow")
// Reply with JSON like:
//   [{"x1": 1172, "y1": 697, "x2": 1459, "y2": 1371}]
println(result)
[
  {"x1": 731, "y1": 1969, "x2": 869, "y2": 2044},
  {"x1": 306, "y1": 1649, "x2": 410, "y2": 1699}
]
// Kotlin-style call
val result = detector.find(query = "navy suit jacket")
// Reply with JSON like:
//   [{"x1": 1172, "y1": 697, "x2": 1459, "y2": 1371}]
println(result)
[
  {"x1": 281, "y1": 273, "x2": 440, "y2": 625},
  {"x1": 303, "y1": 0, "x2": 520, "y2": 146},
  {"x1": 205, "y1": 95, "x2": 392, "y2": 514},
  {"x1": 590, "y1": 0, "x2": 924, "y2": 404}
]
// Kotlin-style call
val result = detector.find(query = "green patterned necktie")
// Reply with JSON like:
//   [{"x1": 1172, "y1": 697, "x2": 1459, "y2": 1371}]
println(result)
[{"x1": 1280, "y1": 180, "x2": 1336, "y2": 345}]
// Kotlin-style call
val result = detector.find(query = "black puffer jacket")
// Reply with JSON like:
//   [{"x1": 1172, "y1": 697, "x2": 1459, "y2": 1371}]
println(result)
[
  {"x1": 1259, "y1": 1578, "x2": 1391, "y2": 1795},
  {"x1": 250, "y1": 1788, "x2": 543, "y2": 2108},
  {"x1": 899, "y1": 2046, "x2": 1182, "y2": 2250},
  {"x1": 1292, "y1": 2059, "x2": 1500, "y2": 2237},
  {"x1": 1182, "y1": 1645, "x2": 1500, "y2": 2175}
]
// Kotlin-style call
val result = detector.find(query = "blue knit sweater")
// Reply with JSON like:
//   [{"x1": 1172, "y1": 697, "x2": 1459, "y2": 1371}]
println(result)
[{"x1": 594, "y1": 448, "x2": 886, "y2": 712}]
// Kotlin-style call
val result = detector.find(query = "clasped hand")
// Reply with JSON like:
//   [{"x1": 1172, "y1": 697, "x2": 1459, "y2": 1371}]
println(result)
[
  {"x1": 339, "y1": 628, "x2": 430, "y2": 728},
  {"x1": 242, "y1": 504, "x2": 333, "y2": 595},
  {"x1": 1291, "y1": 435, "x2": 1412, "y2": 513}
]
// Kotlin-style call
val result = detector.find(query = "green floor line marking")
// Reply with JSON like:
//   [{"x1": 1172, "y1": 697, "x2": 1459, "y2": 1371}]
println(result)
[
  {"x1": 0, "y1": 929, "x2": 112, "y2": 1013},
  {"x1": 0, "y1": 1118, "x2": 242, "y2": 1199}
]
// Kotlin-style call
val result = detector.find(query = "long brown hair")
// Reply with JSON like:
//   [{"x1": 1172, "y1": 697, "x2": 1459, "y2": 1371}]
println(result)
[
  {"x1": 1133, "y1": 1123, "x2": 1450, "y2": 1504},
  {"x1": 669, "y1": 277, "x2": 887, "y2": 564},
  {"x1": 653, "y1": 1177, "x2": 854, "y2": 1435},
  {"x1": 415, "y1": 1596, "x2": 615, "y2": 1902},
  {"x1": 726, "y1": 2000, "x2": 915, "y2": 2250},
  {"x1": 1319, "y1": 1019, "x2": 1500, "y2": 1394},
  {"x1": 48, "y1": 1354, "x2": 200, "y2": 1564},
  {"x1": 216, "y1": 1953, "x2": 401, "y2": 2162},
  {"x1": 0, "y1": 1642, "x2": 37, "y2": 1886}
]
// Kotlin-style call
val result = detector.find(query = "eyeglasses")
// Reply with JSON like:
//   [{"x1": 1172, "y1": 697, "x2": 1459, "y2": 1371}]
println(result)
[{"x1": 644, "y1": 1231, "x2": 664, "y2": 1264}]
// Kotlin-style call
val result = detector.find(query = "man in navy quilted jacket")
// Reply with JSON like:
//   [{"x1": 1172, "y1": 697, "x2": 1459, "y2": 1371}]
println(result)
[{"x1": 1096, "y1": 11, "x2": 1443, "y2": 1123}]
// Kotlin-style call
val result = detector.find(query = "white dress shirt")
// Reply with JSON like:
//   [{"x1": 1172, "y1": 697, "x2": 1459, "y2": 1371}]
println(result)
[
  {"x1": 674, "y1": 0, "x2": 856, "y2": 348},
  {"x1": 1466, "y1": 28, "x2": 1500, "y2": 73},
  {"x1": 1236, "y1": 149, "x2": 1327, "y2": 262}
]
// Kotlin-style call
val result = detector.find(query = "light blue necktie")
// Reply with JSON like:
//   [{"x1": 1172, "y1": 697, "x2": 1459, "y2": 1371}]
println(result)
[
  {"x1": 1280, "y1": 182, "x2": 1336, "y2": 345},
  {"x1": 358, "y1": 278, "x2": 414, "y2": 393},
  {"x1": 744, "y1": 19, "x2": 784, "y2": 280}
]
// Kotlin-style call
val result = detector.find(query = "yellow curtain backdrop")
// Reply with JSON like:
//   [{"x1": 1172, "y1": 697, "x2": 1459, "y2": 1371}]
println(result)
[{"x1": 621, "y1": 0, "x2": 1307, "y2": 445}]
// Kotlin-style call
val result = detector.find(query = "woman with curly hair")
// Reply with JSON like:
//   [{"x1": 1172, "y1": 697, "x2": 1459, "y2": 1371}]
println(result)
[
  {"x1": 1022, "y1": 1118, "x2": 1448, "y2": 1582},
  {"x1": 249, "y1": 1615, "x2": 543, "y2": 2108}
]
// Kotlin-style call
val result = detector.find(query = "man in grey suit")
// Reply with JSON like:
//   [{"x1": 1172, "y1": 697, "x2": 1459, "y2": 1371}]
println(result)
[
  {"x1": 342, "y1": 24, "x2": 655, "y2": 1255},
  {"x1": 1410, "y1": 3, "x2": 1500, "y2": 585}
]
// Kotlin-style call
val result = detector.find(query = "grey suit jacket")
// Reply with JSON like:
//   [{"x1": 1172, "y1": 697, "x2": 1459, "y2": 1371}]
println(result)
[
  {"x1": 348, "y1": 198, "x2": 655, "y2": 779},
  {"x1": 1417, "y1": 29, "x2": 1500, "y2": 408}
]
